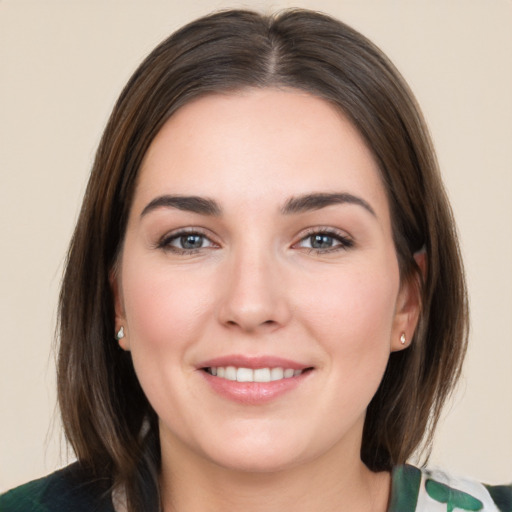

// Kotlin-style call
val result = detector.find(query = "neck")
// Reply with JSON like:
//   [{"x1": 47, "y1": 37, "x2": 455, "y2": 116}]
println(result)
[{"x1": 159, "y1": 437, "x2": 390, "y2": 512}]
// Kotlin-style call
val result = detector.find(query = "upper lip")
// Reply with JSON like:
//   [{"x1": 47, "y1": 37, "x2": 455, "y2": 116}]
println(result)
[{"x1": 197, "y1": 354, "x2": 311, "y2": 371}]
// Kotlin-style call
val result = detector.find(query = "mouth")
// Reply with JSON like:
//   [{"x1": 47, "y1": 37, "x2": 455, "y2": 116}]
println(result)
[
  {"x1": 198, "y1": 356, "x2": 314, "y2": 403},
  {"x1": 202, "y1": 366, "x2": 312, "y2": 383}
]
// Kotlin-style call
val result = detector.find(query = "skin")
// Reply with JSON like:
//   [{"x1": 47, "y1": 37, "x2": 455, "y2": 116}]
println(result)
[{"x1": 113, "y1": 88, "x2": 421, "y2": 511}]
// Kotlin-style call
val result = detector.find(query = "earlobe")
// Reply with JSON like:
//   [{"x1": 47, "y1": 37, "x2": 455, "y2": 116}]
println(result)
[
  {"x1": 391, "y1": 251, "x2": 426, "y2": 352},
  {"x1": 110, "y1": 269, "x2": 130, "y2": 351},
  {"x1": 115, "y1": 325, "x2": 130, "y2": 351},
  {"x1": 391, "y1": 286, "x2": 420, "y2": 352}
]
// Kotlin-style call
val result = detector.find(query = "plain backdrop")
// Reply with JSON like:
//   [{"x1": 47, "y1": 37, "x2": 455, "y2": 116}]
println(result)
[{"x1": 1, "y1": 0, "x2": 511, "y2": 491}]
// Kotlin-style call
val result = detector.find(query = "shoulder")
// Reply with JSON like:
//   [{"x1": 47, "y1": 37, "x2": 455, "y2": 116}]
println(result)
[
  {"x1": 389, "y1": 464, "x2": 512, "y2": 512},
  {"x1": 0, "y1": 463, "x2": 115, "y2": 512}
]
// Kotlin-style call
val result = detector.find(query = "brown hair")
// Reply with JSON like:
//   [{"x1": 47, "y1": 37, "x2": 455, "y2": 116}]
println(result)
[{"x1": 58, "y1": 9, "x2": 468, "y2": 511}]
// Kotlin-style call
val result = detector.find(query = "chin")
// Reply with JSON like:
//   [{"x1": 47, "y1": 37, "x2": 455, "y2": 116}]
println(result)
[
  {"x1": 197, "y1": 428, "x2": 317, "y2": 474},
  {"x1": 208, "y1": 449, "x2": 303, "y2": 474}
]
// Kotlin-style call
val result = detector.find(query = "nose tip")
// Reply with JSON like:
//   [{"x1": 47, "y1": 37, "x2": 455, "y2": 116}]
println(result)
[{"x1": 217, "y1": 257, "x2": 290, "y2": 333}]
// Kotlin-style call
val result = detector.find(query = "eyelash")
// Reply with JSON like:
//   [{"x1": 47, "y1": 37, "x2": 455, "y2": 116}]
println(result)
[
  {"x1": 157, "y1": 227, "x2": 354, "y2": 255},
  {"x1": 293, "y1": 228, "x2": 354, "y2": 254},
  {"x1": 157, "y1": 228, "x2": 217, "y2": 255}
]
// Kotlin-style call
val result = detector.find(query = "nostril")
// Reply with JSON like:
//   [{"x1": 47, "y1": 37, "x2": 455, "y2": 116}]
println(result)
[{"x1": 224, "y1": 318, "x2": 278, "y2": 329}]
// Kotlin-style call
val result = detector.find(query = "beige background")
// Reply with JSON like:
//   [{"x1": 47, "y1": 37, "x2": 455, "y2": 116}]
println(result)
[{"x1": 1, "y1": 0, "x2": 511, "y2": 491}]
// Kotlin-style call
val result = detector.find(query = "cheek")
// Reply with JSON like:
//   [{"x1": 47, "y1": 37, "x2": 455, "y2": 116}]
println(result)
[
  {"x1": 297, "y1": 260, "x2": 400, "y2": 375},
  {"x1": 306, "y1": 268, "x2": 397, "y2": 332},
  {"x1": 119, "y1": 258, "x2": 218, "y2": 417},
  {"x1": 121, "y1": 258, "x2": 214, "y2": 358}
]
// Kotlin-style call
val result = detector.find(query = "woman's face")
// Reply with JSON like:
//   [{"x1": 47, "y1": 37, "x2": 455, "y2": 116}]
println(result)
[{"x1": 114, "y1": 89, "x2": 419, "y2": 473}]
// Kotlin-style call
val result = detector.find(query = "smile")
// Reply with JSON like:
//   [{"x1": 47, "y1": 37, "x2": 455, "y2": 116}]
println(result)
[
  {"x1": 205, "y1": 366, "x2": 304, "y2": 382},
  {"x1": 198, "y1": 356, "x2": 313, "y2": 403}
]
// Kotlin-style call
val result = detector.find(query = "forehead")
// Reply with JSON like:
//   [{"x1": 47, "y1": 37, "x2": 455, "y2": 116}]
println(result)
[{"x1": 133, "y1": 88, "x2": 389, "y2": 220}]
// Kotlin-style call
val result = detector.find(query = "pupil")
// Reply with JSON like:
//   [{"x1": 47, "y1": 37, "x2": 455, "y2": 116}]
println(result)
[
  {"x1": 181, "y1": 234, "x2": 203, "y2": 249},
  {"x1": 311, "y1": 234, "x2": 333, "y2": 249}
]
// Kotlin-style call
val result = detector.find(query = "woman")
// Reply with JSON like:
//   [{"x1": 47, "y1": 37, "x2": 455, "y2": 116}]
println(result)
[{"x1": 1, "y1": 8, "x2": 510, "y2": 512}]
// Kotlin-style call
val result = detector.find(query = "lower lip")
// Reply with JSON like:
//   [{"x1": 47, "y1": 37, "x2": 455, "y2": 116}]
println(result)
[{"x1": 200, "y1": 370, "x2": 311, "y2": 405}]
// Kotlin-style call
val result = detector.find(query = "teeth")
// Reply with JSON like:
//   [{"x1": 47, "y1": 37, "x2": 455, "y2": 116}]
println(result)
[
  {"x1": 207, "y1": 366, "x2": 303, "y2": 383},
  {"x1": 237, "y1": 367, "x2": 253, "y2": 382},
  {"x1": 225, "y1": 366, "x2": 237, "y2": 381},
  {"x1": 270, "y1": 368, "x2": 284, "y2": 381},
  {"x1": 254, "y1": 368, "x2": 270, "y2": 382}
]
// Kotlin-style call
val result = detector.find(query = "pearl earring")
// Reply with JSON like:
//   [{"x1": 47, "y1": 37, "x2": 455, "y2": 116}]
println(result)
[
  {"x1": 400, "y1": 332, "x2": 406, "y2": 345},
  {"x1": 115, "y1": 326, "x2": 125, "y2": 340}
]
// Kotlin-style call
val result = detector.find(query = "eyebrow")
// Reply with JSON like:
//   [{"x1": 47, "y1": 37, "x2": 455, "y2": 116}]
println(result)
[
  {"x1": 140, "y1": 192, "x2": 376, "y2": 219},
  {"x1": 281, "y1": 192, "x2": 376, "y2": 216},
  {"x1": 140, "y1": 195, "x2": 222, "y2": 217}
]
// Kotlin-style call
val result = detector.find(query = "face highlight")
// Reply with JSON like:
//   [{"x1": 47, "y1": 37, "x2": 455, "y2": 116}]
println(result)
[{"x1": 113, "y1": 88, "x2": 420, "y2": 474}]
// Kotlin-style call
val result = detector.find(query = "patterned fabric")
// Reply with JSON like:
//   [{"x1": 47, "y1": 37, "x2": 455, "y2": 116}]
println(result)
[
  {"x1": 390, "y1": 465, "x2": 512, "y2": 512},
  {"x1": 1, "y1": 462, "x2": 510, "y2": 511}
]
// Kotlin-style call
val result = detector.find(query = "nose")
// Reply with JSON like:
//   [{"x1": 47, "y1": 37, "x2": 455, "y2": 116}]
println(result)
[{"x1": 217, "y1": 246, "x2": 291, "y2": 333}]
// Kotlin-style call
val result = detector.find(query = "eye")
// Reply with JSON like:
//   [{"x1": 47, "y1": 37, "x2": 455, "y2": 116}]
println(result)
[
  {"x1": 158, "y1": 230, "x2": 217, "y2": 253},
  {"x1": 304, "y1": 233, "x2": 338, "y2": 250},
  {"x1": 295, "y1": 229, "x2": 353, "y2": 253}
]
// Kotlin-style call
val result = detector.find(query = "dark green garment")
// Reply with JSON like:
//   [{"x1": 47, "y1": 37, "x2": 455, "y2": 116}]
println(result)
[
  {"x1": 0, "y1": 463, "x2": 114, "y2": 512},
  {"x1": 1, "y1": 463, "x2": 510, "y2": 511}
]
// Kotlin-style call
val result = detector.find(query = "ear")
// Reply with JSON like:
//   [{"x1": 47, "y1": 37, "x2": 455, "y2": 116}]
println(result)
[
  {"x1": 390, "y1": 250, "x2": 426, "y2": 352},
  {"x1": 110, "y1": 269, "x2": 130, "y2": 351}
]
